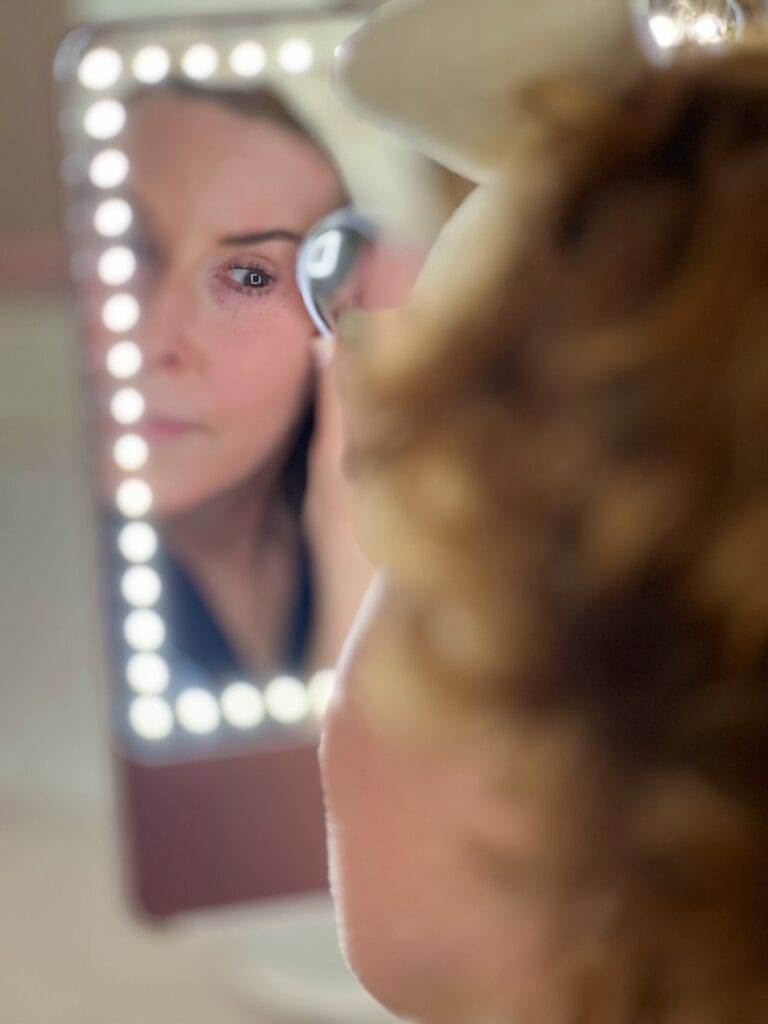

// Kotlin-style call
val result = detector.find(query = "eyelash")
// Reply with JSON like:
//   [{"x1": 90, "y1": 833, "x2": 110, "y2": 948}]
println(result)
[{"x1": 222, "y1": 262, "x2": 275, "y2": 297}]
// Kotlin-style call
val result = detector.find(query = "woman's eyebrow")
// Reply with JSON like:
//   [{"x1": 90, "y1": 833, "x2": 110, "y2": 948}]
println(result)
[{"x1": 219, "y1": 229, "x2": 303, "y2": 246}]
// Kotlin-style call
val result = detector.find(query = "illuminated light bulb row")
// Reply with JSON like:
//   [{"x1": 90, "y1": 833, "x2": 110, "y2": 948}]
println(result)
[
  {"x1": 128, "y1": 671, "x2": 336, "y2": 741},
  {"x1": 78, "y1": 36, "x2": 314, "y2": 94},
  {"x1": 180, "y1": 38, "x2": 314, "y2": 78},
  {"x1": 66, "y1": 54, "x2": 330, "y2": 741},
  {"x1": 649, "y1": 5, "x2": 742, "y2": 50},
  {"x1": 88, "y1": 190, "x2": 153, "y2": 521}
]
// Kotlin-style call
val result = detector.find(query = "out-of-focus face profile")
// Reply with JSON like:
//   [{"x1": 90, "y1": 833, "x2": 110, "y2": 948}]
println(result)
[
  {"x1": 322, "y1": 577, "x2": 534, "y2": 1024},
  {"x1": 92, "y1": 93, "x2": 343, "y2": 519},
  {"x1": 322, "y1": 56, "x2": 768, "y2": 1024}
]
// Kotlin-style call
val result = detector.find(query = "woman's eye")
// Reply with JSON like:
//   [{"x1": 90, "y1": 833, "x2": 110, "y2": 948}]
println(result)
[{"x1": 229, "y1": 266, "x2": 273, "y2": 291}]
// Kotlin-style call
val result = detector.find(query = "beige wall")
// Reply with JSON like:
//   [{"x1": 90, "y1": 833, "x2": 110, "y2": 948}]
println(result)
[{"x1": 0, "y1": 0, "x2": 70, "y2": 251}]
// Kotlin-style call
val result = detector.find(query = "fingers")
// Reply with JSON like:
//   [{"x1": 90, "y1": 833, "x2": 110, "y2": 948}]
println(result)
[
  {"x1": 312, "y1": 333, "x2": 336, "y2": 372},
  {"x1": 309, "y1": 334, "x2": 345, "y2": 478}
]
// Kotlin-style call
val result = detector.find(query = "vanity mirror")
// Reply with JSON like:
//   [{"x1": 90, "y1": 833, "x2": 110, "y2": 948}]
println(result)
[{"x1": 55, "y1": 4, "x2": 438, "y2": 921}]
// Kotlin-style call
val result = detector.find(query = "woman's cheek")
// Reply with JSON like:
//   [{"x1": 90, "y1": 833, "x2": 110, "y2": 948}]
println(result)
[
  {"x1": 207, "y1": 318, "x2": 313, "y2": 411},
  {"x1": 320, "y1": 589, "x2": 427, "y2": 1009}
]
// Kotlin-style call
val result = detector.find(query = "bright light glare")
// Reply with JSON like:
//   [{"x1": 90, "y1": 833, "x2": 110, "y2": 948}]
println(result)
[
  {"x1": 94, "y1": 198, "x2": 132, "y2": 237},
  {"x1": 230, "y1": 40, "x2": 267, "y2": 77},
  {"x1": 110, "y1": 387, "x2": 145, "y2": 425},
  {"x1": 102, "y1": 293, "x2": 139, "y2": 332},
  {"x1": 181, "y1": 43, "x2": 219, "y2": 80},
  {"x1": 176, "y1": 688, "x2": 221, "y2": 734},
  {"x1": 106, "y1": 340, "x2": 142, "y2": 379},
  {"x1": 220, "y1": 682, "x2": 265, "y2": 729},
  {"x1": 264, "y1": 675, "x2": 309, "y2": 724},
  {"x1": 84, "y1": 99, "x2": 126, "y2": 140},
  {"x1": 277, "y1": 38, "x2": 314, "y2": 74},
  {"x1": 121, "y1": 565, "x2": 161, "y2": 608},
  {"x1": 78, "y1": 47, "x2": 122, "y2": 90},
  {"x1": 124, "y1": 609, "x2": 166, "y2": 651},
  {"x1": 691, "y1": 13, "x2": 724, "y2": 43},
  {"x1": 115, "y1": 478, "x2": 153, "y2": 518},
  {"x1": 126, "y1": 651, "x2": 169, "y2": 695},
  {"x1": 649, "y1": 13, "x2": 685, "y2": 48},
  {"x1": 98, "y1": 246, "x2": 136, "y2": 286},
  {"x1": 129, "y1": 695, "x2": 173, "y2": 740},
  {"x1": 306, "y1": 230, "x2": 343, "y2": 280},
  {"x1": 89, "y1": 149, "x2": 129, "y2": 189},
  {"x1": 113, "y1": 433, "x2": 148, "y2": 472},
  {"x1": 132, "y1": 45, "x2": 171, "y2": 83},
  {"x1": 118, "y1": 521, "x2": 158, "y2": 563},
  {"x1": 308, "y1": 669, "x2": 336, "y2": 718}
]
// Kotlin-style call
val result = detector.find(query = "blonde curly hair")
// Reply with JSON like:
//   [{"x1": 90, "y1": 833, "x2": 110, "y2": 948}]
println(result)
[{"x1": 339, "y1": 53, "x2": 768, "y2": 1022}]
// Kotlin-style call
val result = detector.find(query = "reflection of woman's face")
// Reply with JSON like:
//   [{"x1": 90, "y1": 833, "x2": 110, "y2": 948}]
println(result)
[{"x1": 95, "y1": 96, "x2": 343, "y2": 518}]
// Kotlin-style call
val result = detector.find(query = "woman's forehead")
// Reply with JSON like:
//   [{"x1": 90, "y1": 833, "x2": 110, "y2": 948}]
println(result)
[{"x1": 126, "y1": 95, "x2": 342, "y2": 242}]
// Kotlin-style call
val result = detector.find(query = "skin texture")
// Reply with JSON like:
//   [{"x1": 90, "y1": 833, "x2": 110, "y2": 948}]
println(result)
[
  {"x1": 88, "y1": 93, "x2": 366, "y2": 674},
  {"x1": 321, "y1": 576, "x2": 547, "y2": 1024},
  {"x1": 94, "y1": 95, "x2": 343, "y2": 517}
]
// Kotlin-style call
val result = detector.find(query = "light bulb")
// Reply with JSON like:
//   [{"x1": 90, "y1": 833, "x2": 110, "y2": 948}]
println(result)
[
  {"x1": 98, "y1": 246, "x2": 136, "y2": 286},
  {"x1": 106, "y1": 340, "x2": 142, "y2": 379},
  {"x1": 113, "y1": 433, "x2": 148, "y2": 472},
  {"x1": 110, "y1": 387, "x2": 145, "y2": 425},
  {"x1": 129, "y1": 695, "x2": 173, "y2": 740},
  {"x1": 181, "y1": 43, "x2": 219, "y2": 80},
  {"x1": 78, "y1": 48, "x2": 122, "y2": 90},
  {"x1": 124, "y1": 609, "x2": 166, "y2": 651},
  {"x1": 126, "y1": 652, "x2": 169, "y2": 695},
  {"x1": 84, "y1": 99, "x2": 126, "y2": 140},
  {"x1": 649, "y1": 12, "x2": 685, "y2": 48},
  {"x1": 132, "y1": 45, "x2": 171, "y2": 83},
  {"x1": 221, "y1": 682, "x2": 265, "y2": 729},
  {"x1": 102, "y1": 293, "x2": 139, "y2": 332},
  {"x1": 230, "y1": 41, "x2": 267, "y2": 77},
  {"x1": 176, "y1": 687, "x2": 221, "y2": 734},
  {"x1": 118, "y1": 521, "x2": 158, "y2": 563},
  {"x1": 94, "y1": 198, "x2": 132, "y2": 237},
  {"x1": 121, "y1": 565, "x2": 162, "y2": 607},
  {"x1": 89, "y1": 149, "x2": 129, "y2": 189},
  {"x1": 308, "y1": 669, "x2": 336, "y2": 718},
  {"x1": 277, "y1": 38, "x2": 314, "y2": 74},
  {"x1": 115, "y1": 478, "x2": 153, "y2": 518},
  {"x1": 264, "y1": 675, "x2": 309, "y2": 724}
]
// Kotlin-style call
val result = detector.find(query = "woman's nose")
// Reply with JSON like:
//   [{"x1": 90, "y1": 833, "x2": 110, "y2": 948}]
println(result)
[{"x1": 137, "y1": 270, "x2": 194, "y2": 372}]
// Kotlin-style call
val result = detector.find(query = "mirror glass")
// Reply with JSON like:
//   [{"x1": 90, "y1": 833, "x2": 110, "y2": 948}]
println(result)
[{"x1": 57, "y1": 9, "x2": 438, "y2": 767}]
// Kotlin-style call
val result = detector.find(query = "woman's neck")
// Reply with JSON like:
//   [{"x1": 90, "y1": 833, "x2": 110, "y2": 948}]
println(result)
[
  {"x1": 160, "y1": 471, "x2": 293, "y2": 575},
  {"x1": 158, "y1": 473, "x2": 303, "y2": 675}
]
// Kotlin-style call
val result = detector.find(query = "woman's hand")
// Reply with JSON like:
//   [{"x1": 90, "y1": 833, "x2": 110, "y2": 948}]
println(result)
[
  {"x1": 301, "y1": 239, "x2": 424, "y2": 669},
  {"x1": 302, "y1": 336, "x2": 374, "y2": 670}
]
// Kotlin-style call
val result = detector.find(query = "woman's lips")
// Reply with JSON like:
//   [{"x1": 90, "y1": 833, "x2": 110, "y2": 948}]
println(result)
[{"x1": 141, "y1": 415, "x2": 201, "y2": 439}]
